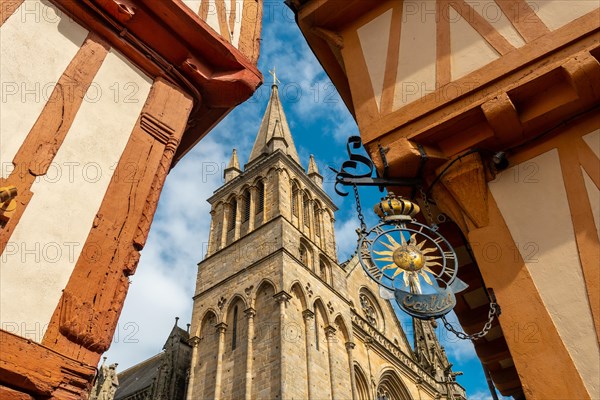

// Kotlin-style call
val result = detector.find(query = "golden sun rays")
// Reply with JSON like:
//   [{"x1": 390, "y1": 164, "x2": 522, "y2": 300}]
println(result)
[{"x1": 373, "y1": 233, "x2": 440, "y2": 292}]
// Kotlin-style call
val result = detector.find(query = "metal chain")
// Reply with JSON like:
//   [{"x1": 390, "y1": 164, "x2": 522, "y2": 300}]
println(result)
[
  {"x1": 353, "y1": 184, "x2": 368, "y2": 234},
  {"x1": 441, "y1": 302, "x2": 499, "y2": 340},
  {"x1": 418, "y1": 186, "x2": 438, "y2": 231},
  {"x1": 418, "y1": 187, "x2": 499, "y2": 340}
]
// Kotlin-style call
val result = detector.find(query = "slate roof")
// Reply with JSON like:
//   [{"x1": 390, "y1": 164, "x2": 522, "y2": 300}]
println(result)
[
  {"x1": 247, "y1": 83, "x2": 300, "y2": 165},
  {"x1": 114, "y1": 353, "x2": 163, "y2": 399}
]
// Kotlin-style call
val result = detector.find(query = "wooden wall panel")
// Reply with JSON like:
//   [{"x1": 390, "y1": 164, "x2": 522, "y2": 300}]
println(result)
[
  {"x1": 0, "y1": 33, "x2": 110, "y2": 253},
  {"x1": 41, "y1": 78, "x2": 193, "y2": 366},
  {"x1": 0, "y1": 0, "x2": 23, "y2": 26}
]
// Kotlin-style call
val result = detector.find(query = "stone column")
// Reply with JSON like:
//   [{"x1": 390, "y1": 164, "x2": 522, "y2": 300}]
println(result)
[
  {"x1": 302, "y1": 310, "x2": 315, "y2": 398},
  {"x1": 234, "y1": 195, "x2": 242, "y2": 241},
  {"x1": 207, "y1": 208, "x2": 216, "y2": 255},
  {"x1": 307, "y1": 200, "x2": 315, "y2": 240},
  {"x1": 345, "y1": 341, "x2": 357, "y2": 400},
  {"x1": 328, "y1": 214, "x2": 337, "y2": 259},
  {"x1": 325, "y1": 326, "x2": 337, "y2": 399},
  {"x1": 271, "y1": 168, "x2": 282, "y2": 221},
  {"x1": 415, "y1": 378, "x2": 423, "y2": 400},
  {"x1": 214, "y1": 322, "x2": 227, "y2": 400},
  {"x1": 316, "y1": 208, "x2": 324, "y2": 248},
  {"x1": 364, "y1": 337, "x2": 375, "y2": 400},
  {"x1": 320, "y1": 212, "x2": 326, "y2": 247},
  {"x1": 274, "y1": 292, "x2": 292, "y2": 399},
  {"x1": 221, "y1": 204, "x2": 230, "y2": 249},
  {"x1": 298, "y1": 191, "x2": 305, "y2": 231},
  {"x1": 244, "y1": 307, "x2": 256, "y2": 400},
  {"x1": 274, "y1": 168, "x2": 289, "y2": 220},
  {"x1": 248, "y1": 186, "x2": 257, "y2": 232},
  {"x1": 186, "y1": 336, "x2": 200, "y2": 400}
]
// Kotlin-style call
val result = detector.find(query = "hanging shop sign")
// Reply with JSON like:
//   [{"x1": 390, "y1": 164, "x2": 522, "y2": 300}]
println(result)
[
  {"x1": 331, "y1": 136, "x2": 499, "y2": 337},
  {"x1": 357, "y1": 193, "x2": 468, "y2": 319}
]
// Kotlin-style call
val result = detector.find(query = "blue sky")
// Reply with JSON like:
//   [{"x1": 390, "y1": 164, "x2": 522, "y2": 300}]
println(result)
[{"x1": 104, "y1": 3, "x2": 508, "y2": 399}]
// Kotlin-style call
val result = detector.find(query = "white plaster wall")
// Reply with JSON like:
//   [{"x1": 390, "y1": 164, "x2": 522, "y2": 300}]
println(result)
[
  {"x1": 449, "y1": 6, "x2": 499, "y2": 81},
  {"x1": 489, "y1": 149, "x2": 600, "y2": 398},
  {"x1": 0, "y1": 50, "x2": 152, "y2": 342},
  {"x1": 393, "y1": 0, "x2": 436, "y2": 110},
  {"x1": 0, "y1": 0, "x2": 88, "y2": 179},
  {"x1": 582, "y1": 168, "x2": 599, "y2": 239},
  {"x1": 181, "y1": 0, "x2": 244, "y2": 48},
  {"x1": 181, "y1": 0, "x2": 200, "y2": 15},
  {"x1": 525, "y1": 0, "x2": 599, "y2": 31},
  {"x1": 464, "y1": 0, "x2": 525, "y2": 48},
  {"x1": 181, "y1": 1, "x2": 219, "y2": 38},
  {"x1": 583, "y1": 129, "x2": 600, "y2": 159},
  {"x1": 357, "y1": 9, "x2": 392, "y2": 112},
  {"x1": 224, "y1": 0, "x2": 242, "y2": 49},
  {"x1": 204, "y1": 0, "x2": 222, "y2": 40},
  {"x1": 582, "y1": 130, "x2": 600, "y2": 237}
]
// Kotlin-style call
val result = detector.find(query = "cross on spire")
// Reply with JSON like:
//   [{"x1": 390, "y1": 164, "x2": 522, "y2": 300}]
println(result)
[
  {"x1": 247, "y1": 71, "x2": 300, "y2": 165},
  {"x1": 268, "y1": 67, "x2": 280, "y2": 87}
]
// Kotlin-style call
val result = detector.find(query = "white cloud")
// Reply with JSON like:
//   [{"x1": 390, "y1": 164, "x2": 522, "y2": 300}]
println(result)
[
  {"x1": 103, "y1": 103, "x2": 259, "y2": 369},
  {"x1": 466, "y1": 390, "x2": 512, "y2": 400},
  {"x1": 334, "y1": 217, "x2": 361, "y2": 262},
  {"x1": 437, "y1": 311, "x2": 479, "y2": 362},
  {"x1": 103, "y1": 8, "x2": 488, "y2": 398},
  {"x1": 468, "y1": 391, "x2": 493, "y2": 400},
  {"x1": 101, "y1": 36, "x2": 356, "y2": 368},
  {"x1": 256, "y1": 3, "x2": 355, "y2": 145}
]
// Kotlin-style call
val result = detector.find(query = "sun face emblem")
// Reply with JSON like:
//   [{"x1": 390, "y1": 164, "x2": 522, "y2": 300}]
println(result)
[
  {"x1": 354, "y1": 193, "x2": 466, "y2": 319},
  {"x1": 374, "y1": 233, "x2": 441, "y2": 292}
]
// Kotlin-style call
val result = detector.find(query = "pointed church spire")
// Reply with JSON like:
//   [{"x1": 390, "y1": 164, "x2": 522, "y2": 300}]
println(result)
[
  {"x1": 224, "y1": 149, "x2": 242, "y2": 183},
  {"x1": 412, "y1": 317, "x2": 452, "y2": 381},
  {"x1": 308, "y1": 155, "x2": 323, "y2": 187},
  {"x1": 269, "y1": 67, "x2": 280, "y2": 87},
  {"x1": 247, "y1": 72, "x2": 300, "y2": 165}
]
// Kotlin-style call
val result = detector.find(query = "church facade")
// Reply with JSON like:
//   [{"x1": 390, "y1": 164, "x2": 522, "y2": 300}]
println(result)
[
  {"x1": 0, "y1": 0, "x2": 262, "y2": 397},
  {"x1": 91, "y1": 78, "x2": 466, "y2": 400},
  {"x1": 288, "y1": 1, "x2": 600, "y2": 398},
  {"x1": 185, "y1": 81, "x2": 466, "y2": 400}
]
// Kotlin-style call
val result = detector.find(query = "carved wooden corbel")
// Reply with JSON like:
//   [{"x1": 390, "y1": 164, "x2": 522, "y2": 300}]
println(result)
[
  {"x1": 429, "y1": 182, "x2": 469, "y2": 234},
  {"x1": 561, "y1": 51, "x2": 600, "y2": 104},
  {"x1": 311, "y1": 27, "x2": 344, "y2": 49},
  {"x1": 435, "y1": 152, "x2": 490, "y2": 229},
  {"x1": 59, "y1": 290, "x2": 112, "y2": 353},
  {"x1": 481, "y1": 92, "x2": 523, "y2": 146}
]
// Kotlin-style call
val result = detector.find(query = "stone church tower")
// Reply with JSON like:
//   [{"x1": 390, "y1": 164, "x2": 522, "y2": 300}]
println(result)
[{"x1": 186, "y1": 82, "x2": 465, "y2": 400}]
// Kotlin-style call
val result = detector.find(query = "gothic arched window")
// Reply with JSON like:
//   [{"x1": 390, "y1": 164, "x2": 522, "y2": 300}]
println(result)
[
  {"x1": 228, "y1": 198, "x2": 237, "y2": 231},
  {"x1": 303, "y1": 193, "x2": 310, "y2": 227},
  {"x1": 319, "y1": 258, "x2": 330, "y2": 285},
  {"x1": 299, "y1": 243, "x2": 310, "y2": 268},
  {"x1": 232, "y1": 305, "x2": 238, "y2": 350},
  {"x1": 242, "y1": 189, "x2": 250, "y2": 222},
  {"x1": 319, "y1": 261, "x2": 327, "y2": 281},
  {"x1": 354, "y1": 366, "x2": 370, "y2": 400},
  {"x1": 314, "y1": 206, "x2": 321, "y2": 238},
  {"x1": 314, "y1": 313, "x2": 319, "y2": 351},
  {"x1": 291, "y1": 182, "x2": 299, "y2": 217},
  {"x1": 377, "y1": 387, "x2": 389, "y2": 400},
  {"x1": 359, "y1": 292, "x2": 379, "y2": 329},
  {"x1": 377, "y1": 371, "x2": 412, "y2": 400},
  {"x1": 257, "y1": 180, "x2": 265, "y2": 214}
]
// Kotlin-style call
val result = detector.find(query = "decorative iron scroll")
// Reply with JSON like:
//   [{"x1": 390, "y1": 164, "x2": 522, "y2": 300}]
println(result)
[
  {"x1": 329, "y1": 136, "x2": 499, "y2": 335},
  {"x1": 329, "y1": 136, "x2": 421, "y2": 196}
]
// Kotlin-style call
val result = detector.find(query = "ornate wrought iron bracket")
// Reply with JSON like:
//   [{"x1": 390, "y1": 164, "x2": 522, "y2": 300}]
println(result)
[{"x1": 330, "y1": 136, "x2": 422, "y2": 196}]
